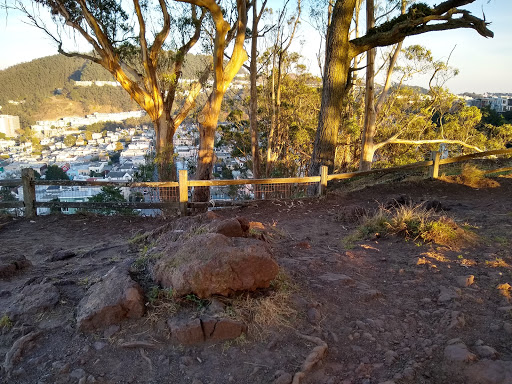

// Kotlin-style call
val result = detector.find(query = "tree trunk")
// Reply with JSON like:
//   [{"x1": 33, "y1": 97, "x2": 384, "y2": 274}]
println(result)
[
  {"x1": 266, "y1": 53, "x2": 278, "y2": 177},
  {"x1": 154, "y1": 114, "x2": 177, "y2": 181},
  {"x1": 250, "y1": 1, "x2": 261, "y2": 180},
  {"x1": 359, "y1": 0, "x2": 376, "y2": 171},
  {"x1": 309, "y1": 0, "x2": 356, "y2": 176},
  {"x1": 193, "y1": 93, "x2": 223, "y2": 202}
]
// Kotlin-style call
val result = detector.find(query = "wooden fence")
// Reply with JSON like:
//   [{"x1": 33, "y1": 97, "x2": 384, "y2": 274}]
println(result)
[{"x1": 1, "y1": 147, "x2": 511, "y2": 218}]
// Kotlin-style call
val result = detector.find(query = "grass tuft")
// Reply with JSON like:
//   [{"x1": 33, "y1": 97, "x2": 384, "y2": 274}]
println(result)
[
  {"x1": 0, "y1": 315, "x2": 13, "y2": 329},
  {"x1": 343, "y1": 203, "x2": 477, "y2": 250},
  {"x1": 440, "y1": 164, "x2": 500, "y2": 188}
]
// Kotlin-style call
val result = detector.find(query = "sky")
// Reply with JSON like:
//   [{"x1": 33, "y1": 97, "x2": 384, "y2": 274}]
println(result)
[{"x1": 0, "y1": 0, "x2": 510, "y2": 95}]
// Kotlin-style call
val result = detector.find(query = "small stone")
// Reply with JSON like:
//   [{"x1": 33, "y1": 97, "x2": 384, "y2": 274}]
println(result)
[
  {"x1": 87, "y1": 375, "x2": 97, "y2": 383},
  {"x1": 475, "y1": 345, "x2": 499, "y2": 359},
  {"x1": 103, "y1": 325, "x2": 120, "y2": 339},
  {"x1": 503, "y1": 322, "x2": 512, "y2": 334},
  {"x1": 70, "y1": 368, "x2": 87, "y2": 379},
  {"x1": 47, "y1": 249, "x2": 77, "y2": 262},
  {"x1": 180, "y1": 356, "x2": 194, "y2": 366},
  {"x1": 12, "y1": 368, "x2": 26, "y2": 377},
  {"x1": 307, "y1": 307, "x2": 322, "y2": 325},
  {"x1": 438, "y1": 286, "x2": 461, "y2": 303},
  {"x1": 93, "y1": 341, "x2": 107, "y2": 350},
  {"x1": 444, "y1": 342, "x2": 477, "y2": 362},
  {"x1": 456, "y1": 275, "x2": 474, "y2": 287},
  {"x1": 318, "y1": 273, "x2": 355, "y2": 285},
  {"x1": 206, "y1": 298, "x2": 225, "y2": 315},
  {"x1": 362, "y1": 289, "x2": 383, "y2": 301},
  {"x1": 384, "y1": 350, "x2": 397, "y2": 366},
  {"x1": 191, "y1": 379, "x2": 203, "y2": 384}
]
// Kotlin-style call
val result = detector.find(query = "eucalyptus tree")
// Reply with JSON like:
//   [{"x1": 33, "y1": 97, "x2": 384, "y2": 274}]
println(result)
[
  {"x1": 309, "y1": 0, "x2": 493, "y2": 176},
  {"x1": 12, "y1": 0, "x2": 249, "y2": 189}
]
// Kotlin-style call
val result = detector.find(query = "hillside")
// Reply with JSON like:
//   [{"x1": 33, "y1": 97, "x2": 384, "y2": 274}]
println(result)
[{"x1": 0, "y1": 52, "x2": 233, "y2": 127}]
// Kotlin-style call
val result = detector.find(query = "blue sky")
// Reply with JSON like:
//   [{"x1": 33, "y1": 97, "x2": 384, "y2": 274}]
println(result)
[{"x1": 0, "y1": 0, "x2": 510, "y2": 94}]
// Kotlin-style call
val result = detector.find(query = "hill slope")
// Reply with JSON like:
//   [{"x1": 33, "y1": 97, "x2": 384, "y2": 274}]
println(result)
[{"x1": 0, "y1": 53, "x2": 233, "y2": 127}]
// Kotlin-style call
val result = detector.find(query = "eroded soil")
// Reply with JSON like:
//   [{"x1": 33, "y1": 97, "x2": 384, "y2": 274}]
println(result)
[{"x1": 1, "y1": 177, "x2": 512, "y2": 384}]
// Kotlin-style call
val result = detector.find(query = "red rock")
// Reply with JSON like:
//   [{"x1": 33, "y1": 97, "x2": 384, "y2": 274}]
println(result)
[
  {"x1": 77, "y1": 264, "x2": 145, "y2": 331},
  {"x1": 167, "y1": 318, "x2": 204, "y2": 344},
  {"x1": 154, "y1": 233, "x2": 279, "y2": 298},
  {"x1": 167, "y1": 317, "x2": 246, "y2": 344},
  {"x1": 213, "y1": 218, "x2": 246, "y2": 237}
]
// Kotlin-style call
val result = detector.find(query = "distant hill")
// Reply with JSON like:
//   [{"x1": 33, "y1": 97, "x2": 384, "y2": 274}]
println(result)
[{"x1": 0, "y1": 52, "x2": 241, "y2": 128}]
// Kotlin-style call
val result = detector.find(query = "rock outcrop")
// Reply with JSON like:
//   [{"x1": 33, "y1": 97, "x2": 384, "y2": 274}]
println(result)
[
  {"x1": 76, "y1": 264, "x2": 145, "y2": 331},
  {"x1": 154, "y1": 233, "x2": 279, "y2": 298}
]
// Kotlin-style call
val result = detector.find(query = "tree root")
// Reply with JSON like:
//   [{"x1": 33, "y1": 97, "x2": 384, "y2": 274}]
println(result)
[
  {"x1": 139, "y1": 348, "x2": 153, "y2": 373},
  {"x1": 3, "y1": 331, "x2": 42, "y2": 376},
  {"x1": 292, "y1": 333, "x2": 328, "y2": 384}
]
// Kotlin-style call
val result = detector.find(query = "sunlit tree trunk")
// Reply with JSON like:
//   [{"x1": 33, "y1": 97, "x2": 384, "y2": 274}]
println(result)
[
  {"x1": 359, "y1": 0, "x2": 376, "y2": 171},
  {"x1": 309, "y1": 0, "x2": 356, "y2": 176}
]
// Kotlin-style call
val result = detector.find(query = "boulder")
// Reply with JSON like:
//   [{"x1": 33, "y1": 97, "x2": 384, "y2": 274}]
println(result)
[
  {"x1": 0, "y1": 255, "x2": 31, "y2": 278},
  {"x1": 6, "y1": 283, "x2": 59, "y2": 319},
  {"x1": 154, "y1": 233, "x2": 279, "y2": 298},
  {"x1": 76, "y1": 264, "x2": 145, "y2": 331}
]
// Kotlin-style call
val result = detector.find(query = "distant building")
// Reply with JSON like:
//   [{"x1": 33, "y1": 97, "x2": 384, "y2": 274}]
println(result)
[{"x1": 0, "y1": 115, "x2": 20, "y2": 137}]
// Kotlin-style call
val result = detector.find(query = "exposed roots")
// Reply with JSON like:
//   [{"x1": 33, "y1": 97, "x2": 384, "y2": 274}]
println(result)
[{"x1": 292, "y1": 333, "x2": 328, "y2": 384}]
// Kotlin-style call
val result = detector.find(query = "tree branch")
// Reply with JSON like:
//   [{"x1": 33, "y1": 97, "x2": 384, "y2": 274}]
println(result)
[
  {"x1": 350, "y1": 1, "x2": 493, "y2": 56},
  {"x1": 378, "y1": 138, "x2": 483, "y2": 152},
  {"x1": 149, "y1": 0, "x2": 171, "y2": 68},
  {"x1": 173, "y1": 64, "x2": 212, "y2": 128}
]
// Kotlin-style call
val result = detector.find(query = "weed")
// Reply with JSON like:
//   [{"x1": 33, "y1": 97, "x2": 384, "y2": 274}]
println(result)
[
  {"x1": 492, "y1": 236, "x2": 509, "y2": 247},
  {"x1": 183, "y1": 294, "x2": 210, "y2": 310},
  {"x1": 78, "y1": 277, "x2": 90, "y2": 286},
  {"x1": 147, "y1": 285, "x2": 174, "y2": 305},
  {"x1": 0, "y1": 315, "x2": 12, "y2": 329}
]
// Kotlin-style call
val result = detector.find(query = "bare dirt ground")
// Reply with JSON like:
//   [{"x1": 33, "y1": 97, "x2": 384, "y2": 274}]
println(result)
[{"x1": 1, "y1": 176, "x2": 512, "y2": 384}]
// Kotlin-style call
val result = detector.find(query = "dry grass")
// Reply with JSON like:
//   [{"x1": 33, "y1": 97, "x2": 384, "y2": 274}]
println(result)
[
  {"x1": 227, "y1": 271, "x2": 298, "y2": 339},
  {"x1": 344, "y1": 203, "x2": 478, "y2": 250},
  {"x1": 144, "y1": 287, "x2": 179, "y2": 323},
  {"x1": 440, "y1": 164, "x2": 500, "y2": 188},
  {"x1": 485, "y1": 258, "x2": 511, "y2": 268}
]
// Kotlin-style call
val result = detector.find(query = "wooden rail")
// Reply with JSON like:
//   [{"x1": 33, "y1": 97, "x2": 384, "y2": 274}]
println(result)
[{"x1": 0, "y1": 147, "x2": 510, "y2": 217}]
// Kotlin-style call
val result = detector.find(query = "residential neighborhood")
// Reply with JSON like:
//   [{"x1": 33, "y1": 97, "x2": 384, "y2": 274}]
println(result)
[{"x1": 0, "y1": 109, "x2": 249, "y2": 214}]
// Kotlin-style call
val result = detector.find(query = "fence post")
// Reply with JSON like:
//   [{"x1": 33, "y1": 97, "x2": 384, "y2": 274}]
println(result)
[
  {"x1": 429, "y1": 151, "x2": 441, "y2": 179},
  {"x1": 319, "y1": 165, "x2": 328, "y2": 196},
  {"x1": 178, "y1": 169, "x2": 188, "y2": 216},
  {"x1": 21, "y1": 168, "x2": 37, "y2": 218}
]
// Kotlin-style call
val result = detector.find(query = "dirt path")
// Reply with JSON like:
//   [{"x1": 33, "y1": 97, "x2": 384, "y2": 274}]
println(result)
[{"x1": 1, "y1": 178, "x2": 511, "y2": 384}]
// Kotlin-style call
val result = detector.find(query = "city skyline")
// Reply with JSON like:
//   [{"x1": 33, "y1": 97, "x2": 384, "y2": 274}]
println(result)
[{"x1": 0, "y1": 0, "x2": 510, "y2": 94}]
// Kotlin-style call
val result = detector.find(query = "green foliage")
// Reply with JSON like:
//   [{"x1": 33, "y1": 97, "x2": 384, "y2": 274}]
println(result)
[
  {"x1": 0, "y1": 315, "x2": 13, "y2": 329},
  {"x1": 368, "y1": 3, "x2": 433, "y2": 36},
  {"x1": 88, "y1": 186, "x2": 135, "y2": 215},
  {"x1": 45, "y1": 165, "x2": 70, "y2": 180},
  {"x1": 183, "y1": 294, "x2": 210, "y2": 310},
  {"x1": 0, "y1": 187, "x2": 16, "y2": 202},
  {"x1": 134, "y1": 154, "x2": 156, "y2": 182},
  {"x1": 64, "y1": 135, "x2": 76, "y2": 147}
]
